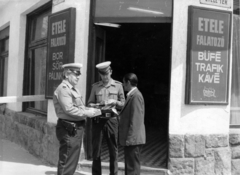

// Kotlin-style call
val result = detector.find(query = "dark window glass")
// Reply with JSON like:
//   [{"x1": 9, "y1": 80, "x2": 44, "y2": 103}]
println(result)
[
  {"x1": 234, "y1": 0, "x2": 240, "y2": 15},
  {"x1": 0, "y1": 27, "x2": 9, "y2": 97},
  {"x1": 30, "y1": 10, "x2": 50, "y2": 42},
  {"x1": 4, "y1": 38, "x2": 9, "y2": 52},
  {"x1": 0, "y1": 56, "x2": 6, "y2": 96}
]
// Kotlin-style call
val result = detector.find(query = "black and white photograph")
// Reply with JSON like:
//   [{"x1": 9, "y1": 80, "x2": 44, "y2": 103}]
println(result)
[{"x1": 0, "y1": 0, "x2": 239, "y2": 175}]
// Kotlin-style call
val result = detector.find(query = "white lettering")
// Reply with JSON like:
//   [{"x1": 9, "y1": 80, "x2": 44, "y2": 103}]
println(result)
[
  {"x1": 197, "y1": 51, "x2": 222, "y2": 62},
  {"x1": 51, "y1": 20, "x2": 66, "y2": 35},
  {"x1": 51, "y1": 35, "x2": 66, "y2": 47},
  {"x1": 196, "y1": 35, "x2": 224, "y2": 47},
  {"x1": 53, "y1": 52, "x2": 63, "y2": 60},
  {"x1": 49, "y1": 71, "x2": 62, "y2": 80},
  {"x1": 198, "y1": 17, "x2": 224, "y2": 34}
]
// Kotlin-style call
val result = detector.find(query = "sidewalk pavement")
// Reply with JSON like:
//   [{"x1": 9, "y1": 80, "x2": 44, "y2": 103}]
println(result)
[{"x1": 0, "y1": 132, "x2": 82, "y2": 175}]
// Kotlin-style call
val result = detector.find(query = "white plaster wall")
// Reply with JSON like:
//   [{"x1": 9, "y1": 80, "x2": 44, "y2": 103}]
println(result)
[
  {"x1": 0, "y1": 0, "x2": 51, "y2": 111},
  {"x1": 48, "y1": 0, "x2": 91, "y2": 123},
  {"x1": 169, "y1": 0, "x2": 233, "y2": 135},
  {"x1": 0, "y1": 0, "x2": 90, "y2": 123}
]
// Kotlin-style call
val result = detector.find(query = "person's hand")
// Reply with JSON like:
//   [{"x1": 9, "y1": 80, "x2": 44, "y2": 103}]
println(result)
[
  {"x1": 106, "y1": 99, "x2": 117, "y2": 106},
  {"x1": 85, "y1": 108, "x2": 101, "y2": 118},
  {"x1": 88, "y1": 103, "x2": 95, "y2": 107},
  {"x1": 88, "y1": 103, "x2": 100, "y2": 108},
  {"x1": 100, "y1": 101, "x2": 106, "y2": 106},
  {"x1": 85, "y1": 108, "x2": 96, "y2": 117}
]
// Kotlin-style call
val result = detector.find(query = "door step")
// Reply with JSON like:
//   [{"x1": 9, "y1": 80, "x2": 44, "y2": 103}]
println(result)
[{"x1": 77, "y1": 160, "x2": 170, "y2": 175}]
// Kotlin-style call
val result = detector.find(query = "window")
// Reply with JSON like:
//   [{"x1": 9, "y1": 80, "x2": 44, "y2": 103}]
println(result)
[
  {"x1": 230, "y1": 0, "x2": 240, "y2": 127},
  {"x1": 0, "y1": 26, "x2": 9, "y2": 97},
  {"x1": 234, "y1": 0, "x2": 240, "y2": 15},
  {"x1": 23, "y1": 3, "x2": 51, "y2": 114}
]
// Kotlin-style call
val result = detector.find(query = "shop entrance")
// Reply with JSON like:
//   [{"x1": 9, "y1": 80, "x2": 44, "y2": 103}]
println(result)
[{"x1": 85, "y1": 22, "x2": 171, "y2": 168}]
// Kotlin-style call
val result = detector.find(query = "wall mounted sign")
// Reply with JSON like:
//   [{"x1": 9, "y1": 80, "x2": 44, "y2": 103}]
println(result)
[
  {"x1": 45, "y1": 8, "x2": 76, "y2": 99},
  {"x1": 200, "y1": 0, "x2": 232, "y2": 8},
  {"x1": 185, "y1": 6, "x2": 231, "y2": 105}
]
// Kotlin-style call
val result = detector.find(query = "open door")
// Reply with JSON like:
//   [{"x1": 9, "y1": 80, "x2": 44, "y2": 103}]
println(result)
[{"x1": 84, "y1": 25, "x2": 106, "y2": 160}]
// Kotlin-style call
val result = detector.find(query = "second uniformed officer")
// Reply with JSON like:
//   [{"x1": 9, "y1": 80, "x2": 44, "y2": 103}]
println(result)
[{"x1": 88, "y1": 61, "x2": 125, "y2": 175}]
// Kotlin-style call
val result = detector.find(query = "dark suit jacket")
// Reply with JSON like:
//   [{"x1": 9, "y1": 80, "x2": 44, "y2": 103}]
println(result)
[{"x1": 119, "y1": 88, "x2": 146, "y2": 146}]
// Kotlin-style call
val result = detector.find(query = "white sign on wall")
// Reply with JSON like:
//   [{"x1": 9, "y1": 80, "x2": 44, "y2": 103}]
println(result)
[{"x1": 200, "y1": 0, "x2": 232, "y2": 8}]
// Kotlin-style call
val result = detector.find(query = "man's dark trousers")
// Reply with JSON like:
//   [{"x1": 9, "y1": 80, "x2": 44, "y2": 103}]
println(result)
[
  {"x1": 124, "y1": 145, "x2": 142, "y2": 175},
  {"x1": 56, "y1": 119, "x2": 85, "y2": 175},
  {"x1": 92, "y1": 118, "x2": 118, "y2": 175}
]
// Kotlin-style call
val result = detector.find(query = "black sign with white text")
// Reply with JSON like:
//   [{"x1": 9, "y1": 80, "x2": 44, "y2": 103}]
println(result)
[
  {"x1": 185, "y1": 6, "x2": 231, "y2": 104},
  {"x1": 45, "y1": 8, "x2": 76, "y2": 99}
]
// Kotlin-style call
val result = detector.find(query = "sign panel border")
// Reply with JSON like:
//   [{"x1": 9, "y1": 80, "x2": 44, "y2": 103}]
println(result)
[{"x1": 185, "y1": 6, "x2": 232, "y2": 105}]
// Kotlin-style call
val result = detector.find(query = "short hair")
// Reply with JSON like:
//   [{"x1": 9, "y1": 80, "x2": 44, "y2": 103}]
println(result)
[
  {"x1": 123, "y1": 73, "x2": 138, "y2": 87},
  {"x1": 62, "y1": 69, "x2": 72, "y2": 79}
]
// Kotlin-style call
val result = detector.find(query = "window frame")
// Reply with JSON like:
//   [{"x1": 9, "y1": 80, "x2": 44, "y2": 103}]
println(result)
[
  {"x1": 0, "y1": 36, "x2": 9, "y2": 97},
  {"x1": 22, "y1": 2, "x2": 52, "y2": 115}
]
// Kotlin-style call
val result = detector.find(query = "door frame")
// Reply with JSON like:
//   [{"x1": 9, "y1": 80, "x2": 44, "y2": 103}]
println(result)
[{"x1": 84, "y1": 0, "x2": 174, "y2": 162}]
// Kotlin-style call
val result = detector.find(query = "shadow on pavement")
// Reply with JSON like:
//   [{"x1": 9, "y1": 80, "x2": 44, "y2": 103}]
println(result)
[
  {"x1": 45, "y1": 171, "x2": 83, "y2": 175},
  {"x1": 0, "y1": 138, "x2": 51, "y2": 166},
  {"x1": 45, "y1": 171, "x2": 57, "y2": 175}
]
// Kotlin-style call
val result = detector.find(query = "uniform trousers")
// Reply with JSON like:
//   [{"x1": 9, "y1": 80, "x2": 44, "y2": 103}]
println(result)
[
  {"x1": 124, "y1": 145, "x2": 143, "y2": 175},
  {"x1": 92, "y1": 117, "x2": 118, "y2": 175},
  {"x1": 56, "y1": 119, "x2": 85, "y2": 175}
]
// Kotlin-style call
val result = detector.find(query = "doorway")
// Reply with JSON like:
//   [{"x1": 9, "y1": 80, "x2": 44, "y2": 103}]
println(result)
[
  {"x1": 86, "y1": 23, "x2": 171, "y2": 168},
  {"x1": 104, "y1": 23, "x2": 171, "y2": 129}
]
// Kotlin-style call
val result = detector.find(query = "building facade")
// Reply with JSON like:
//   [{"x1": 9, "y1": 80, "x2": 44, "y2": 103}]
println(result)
[{"x1": 0, "y1": 0, "x2": 239, "y2": 174}]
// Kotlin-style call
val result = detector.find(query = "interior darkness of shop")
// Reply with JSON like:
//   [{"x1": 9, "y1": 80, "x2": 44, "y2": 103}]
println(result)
[{"x1": 102, "y1": 23, "x2": 171, "y2": 132}]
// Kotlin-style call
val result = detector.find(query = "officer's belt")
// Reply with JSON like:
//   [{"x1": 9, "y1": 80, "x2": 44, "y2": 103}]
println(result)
[
  {"x1": 98, "y1": 112, "x2": 117, "y2": 119},
  {"x1": 59, "y1": 119, "x2": 85, "y2": 128}
]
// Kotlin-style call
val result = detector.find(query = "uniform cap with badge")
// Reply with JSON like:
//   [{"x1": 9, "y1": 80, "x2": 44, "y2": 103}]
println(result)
[
  {"x1": 62, "y1": 63, "x2": 82, "y2": 76},
  {"x1": 96, "y1": 61, "x2": 111, "y2": 75}
]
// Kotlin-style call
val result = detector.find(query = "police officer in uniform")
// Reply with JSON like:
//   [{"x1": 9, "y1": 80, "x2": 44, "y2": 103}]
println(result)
[
  {"x1": 88, "y1": 61, "x2": 125, "y2": 175},
  {"x1": 53, "y1": 63, "x2": 100, "y2": 175}
]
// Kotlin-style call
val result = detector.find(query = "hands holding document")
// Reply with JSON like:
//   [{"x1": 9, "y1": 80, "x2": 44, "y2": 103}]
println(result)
[
  {"x1": 100, "y1": 99, "x2": 117, "y2": 106},
  {"x1": 84, "y1": 107, "x2": 102, "y2": 118}
]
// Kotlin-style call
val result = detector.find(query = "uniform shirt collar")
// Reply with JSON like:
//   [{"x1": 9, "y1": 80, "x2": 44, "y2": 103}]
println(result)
[
  {"x1": 62, "y1": 79, "x2": 74, "y2": 89},
  {"x1": 99, "y1": 79, "x2": 115, "y2": 87},
  {"x1": 127, "y1": 87, "x2": 137, "y2": 97}
]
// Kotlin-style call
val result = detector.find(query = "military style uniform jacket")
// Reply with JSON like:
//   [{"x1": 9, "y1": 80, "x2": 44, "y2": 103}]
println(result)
[
  {"x1": 53, "y1": 80, "x2": 89, "y2": 121},
  {"x1": 88, "y1": 79, "x2": 125, "y2": 110}
]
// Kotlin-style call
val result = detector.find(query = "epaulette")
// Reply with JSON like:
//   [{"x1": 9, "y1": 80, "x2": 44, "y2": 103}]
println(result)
[
  {"x1": 114, "y1": 80, "x2": 122, "y2": 85},
  {"x1": 61, "y1": 84, "x2": 67, "y2": 89}
]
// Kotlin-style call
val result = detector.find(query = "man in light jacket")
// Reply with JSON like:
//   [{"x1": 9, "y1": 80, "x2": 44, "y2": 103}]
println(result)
[
  {"x1": 53, "y1": 63, "x2": 99, "y2": 175},
  {"x1": 119, "y1": 73, "x2": 146, "y2": 175}
]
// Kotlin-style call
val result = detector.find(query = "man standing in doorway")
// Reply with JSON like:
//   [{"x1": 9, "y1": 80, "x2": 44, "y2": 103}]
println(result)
[
  {"x1": 88, "y1": 61, "x2": 125, "y2": 175},
  {"x1": 119, "y1": 73, "x2": 146, "y2": 175},
  {"x1": 53, "y1": 63, "x2": 100, "y2": 175}
]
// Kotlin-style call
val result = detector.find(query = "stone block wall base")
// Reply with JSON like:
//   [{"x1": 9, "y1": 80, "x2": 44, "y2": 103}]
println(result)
[
  {"x1": 169, "y1": 158, "x2": 194, "y2": 175},
  {"x1": 0, "y1": 107, "x2": 59, "y2": 166},
  {"x1": 169, "y1": 134, "x2": 231, "y2": 175},
  {"x1": 230, "y1": 130, "x2": 240, "y2": 175}
]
